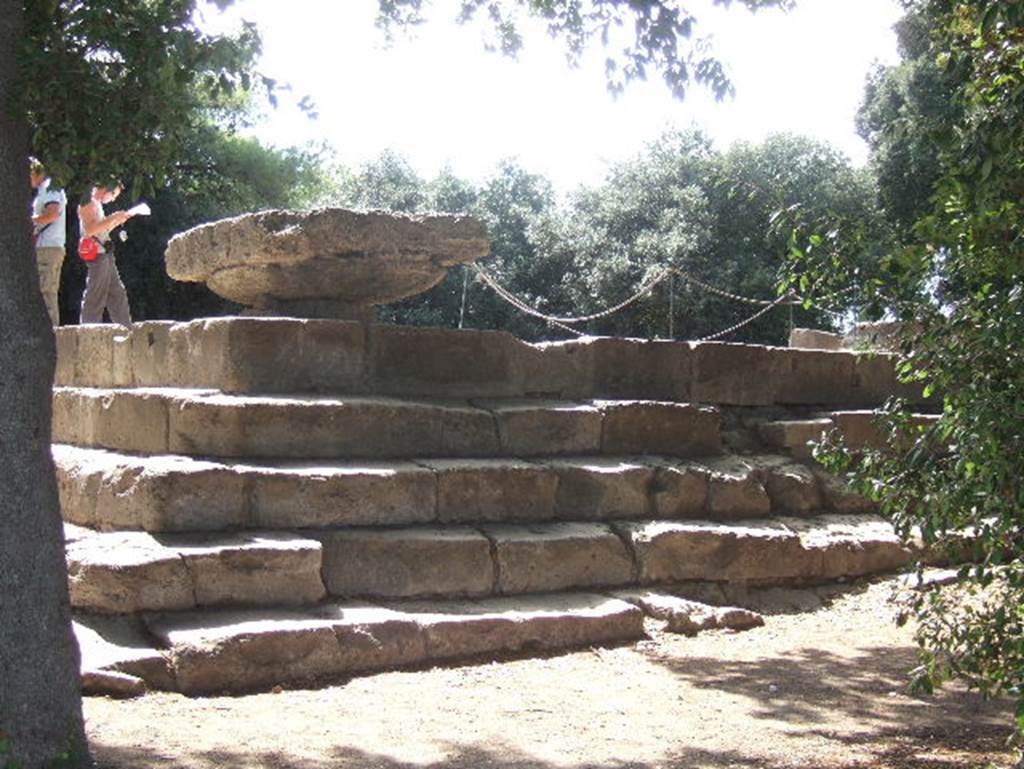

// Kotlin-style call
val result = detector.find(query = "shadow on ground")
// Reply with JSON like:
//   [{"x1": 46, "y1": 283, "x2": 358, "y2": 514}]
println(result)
[
  {"x1": 648, "y1": 643, "x2": 1009, "y2": 727},
  {"x1": 92, "y1": 734, "x2": 1015, "y2": 769}
]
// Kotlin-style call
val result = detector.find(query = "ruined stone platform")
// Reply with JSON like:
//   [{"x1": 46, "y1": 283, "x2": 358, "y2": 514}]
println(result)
[{"x1": 56, "y1": 318, "x2": 933, "y2": 696}]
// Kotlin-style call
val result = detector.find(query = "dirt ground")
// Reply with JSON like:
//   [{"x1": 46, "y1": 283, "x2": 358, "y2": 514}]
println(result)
[{"x1": 84, "y1": 576, "x2": 1015, "y2": 769}]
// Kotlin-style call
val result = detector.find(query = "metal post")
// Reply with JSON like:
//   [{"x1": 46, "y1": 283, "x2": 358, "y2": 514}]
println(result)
[
  {"x1": 458, "y1": 265, "x2": 469, "y2": 329},
  {"x1": 668, "y1": 271, "x2": 675, "y2": 340}
]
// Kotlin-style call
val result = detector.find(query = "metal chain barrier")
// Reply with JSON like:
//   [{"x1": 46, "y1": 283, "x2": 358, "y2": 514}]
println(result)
[
  {"x1": 670, "y1": 267, "x2": 798, "y2": 307},
  {"x1": 696, "y1": 291, "x2": 796, "y2": 341},
  {"x1": 472, "y1": 263, "x2": 674, "y2": 325},
  {"x1": 470, "y1": 262, "x2": 834, "y2": 342}
]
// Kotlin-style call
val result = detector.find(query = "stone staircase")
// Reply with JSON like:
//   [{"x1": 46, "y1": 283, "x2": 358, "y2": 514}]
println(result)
[{"x1": 55, "y1": 318, "x2": 932, "y2": 696}]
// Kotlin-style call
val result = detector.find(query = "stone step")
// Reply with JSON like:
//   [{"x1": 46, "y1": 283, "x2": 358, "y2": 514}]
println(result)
[
  {"x1": 54, "y1": 318, "x2": 929, "y2": 407},
  {"x1": 76, "y1": 592, "x2": 645, "y2": 695},
  {"x1": 52, "y1": 387, "x2": 722, "y2": 460},
  {"x1": 758, "y1": 411, "x2": 942, "y2": 458},
  {"x1": 64, "y1": 513, "x2": 911, "y2": 613},
  {"x1": 64, "y1": 525, "x2": 326, "y2": 614},
  {"x1": 54, "y1": 445, "x2": 870, "y2": 533}
]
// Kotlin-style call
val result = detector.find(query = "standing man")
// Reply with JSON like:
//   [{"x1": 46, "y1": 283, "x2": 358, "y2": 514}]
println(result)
[
  {"x1": 29, "y1": 158, "x2": 66, "y2": 325},
  {"x1": 77, "y1": 183, "x2": 137, "y2": 325}
]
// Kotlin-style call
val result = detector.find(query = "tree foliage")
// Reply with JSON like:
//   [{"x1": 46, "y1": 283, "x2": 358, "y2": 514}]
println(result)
[
  {"x1": 856, "y1": 3, "x2": 959, "y2": 236},
  {"x1": 376, "y1": 0, "x2": 794, "y2": 100},
  {"x1": 21, "y1": 0, "x2": 265, "y2": 196},
  {"x1": 527, "y1": 130, "x2": 881, "y2": 342},
  {"x1": 792, "y1": 0, "x2": 1024, "y2": 732},
  {"x1": 334, "y1": 131, "x2": 882, "y2": 344}
]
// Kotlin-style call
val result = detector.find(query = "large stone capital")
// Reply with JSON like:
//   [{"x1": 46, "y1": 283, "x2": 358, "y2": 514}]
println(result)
[{"x1": 165, "y1": 208, "x2": 490, "y2": 318}]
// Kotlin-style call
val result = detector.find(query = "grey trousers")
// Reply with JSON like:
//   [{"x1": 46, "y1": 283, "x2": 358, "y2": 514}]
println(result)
[
  {"x1": 80, "y1": 252, "x2": 131, "y2": 325},
  {"x1": 35, "y1": 246, "x2": 64, "y2": 325}
]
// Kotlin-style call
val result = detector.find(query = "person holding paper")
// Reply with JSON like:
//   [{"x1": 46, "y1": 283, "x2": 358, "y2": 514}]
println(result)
[{"x1": 77, "y1": 184, "x2": 148, "y2": 325}]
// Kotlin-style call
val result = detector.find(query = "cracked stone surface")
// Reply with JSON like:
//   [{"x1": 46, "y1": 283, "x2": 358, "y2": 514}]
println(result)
[{"x1": 164, "y1": 208, "x2": 490, "y2": 317}]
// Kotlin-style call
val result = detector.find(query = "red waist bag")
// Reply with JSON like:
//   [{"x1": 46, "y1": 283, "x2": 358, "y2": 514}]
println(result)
[{"x1": 78, "y1": 236, "x2": 101, "y2": 262}]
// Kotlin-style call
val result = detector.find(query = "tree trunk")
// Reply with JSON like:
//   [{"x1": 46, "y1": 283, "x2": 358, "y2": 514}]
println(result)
[{"x1": 0, "y1": 2, "x2": 89, "y2": 767}]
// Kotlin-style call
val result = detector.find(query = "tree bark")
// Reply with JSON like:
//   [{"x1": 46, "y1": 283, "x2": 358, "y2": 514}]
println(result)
[{"x1": 0, "y1": 2, "x2": 89, "y2": 766}]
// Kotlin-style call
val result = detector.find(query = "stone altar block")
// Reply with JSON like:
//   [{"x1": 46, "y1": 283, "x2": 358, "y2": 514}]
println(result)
[{"x1": 165, "y1": 208, "x2": 490, "y2": 320}]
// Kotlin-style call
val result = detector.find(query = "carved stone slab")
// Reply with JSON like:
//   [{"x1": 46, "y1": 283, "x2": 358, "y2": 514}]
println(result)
[{"x1": 164, "y1": 208, "x2": 489, "y2": 317}]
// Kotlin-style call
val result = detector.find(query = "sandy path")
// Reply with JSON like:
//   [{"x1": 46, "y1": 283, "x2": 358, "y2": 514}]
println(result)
[{"x1": 85, "y1": 578, "x2": 1014, "y2": 769}]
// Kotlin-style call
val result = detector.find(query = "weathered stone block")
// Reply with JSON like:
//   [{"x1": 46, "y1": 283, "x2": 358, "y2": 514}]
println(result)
[
  {"x1": 53, "y1": 445, "x2": 249, "y2": 531},
  {"x1": 71, "y1": 325, "x2": 122, "y2": 387},
  {"x1": 422, "y1": 458, "x2": 558, "y2": 523},
  {"x1": 74, "y1": 613, "x2": 175, "y2": 692},
  {"x1": 54, "y1": 326, "x2": 78, "y2": 386},
  {"x1": 53, "y1": 388, "x2": 171, "y2": 454},
  {"x1": 586, "y1": 336, "x2": 694, "y2": 401},
  {"x1": 714, "y1": 606, "x2": 766, "y2": 631},
  {"x1": 648, "y1": 460, "x2": 709, "y2": 519},
  {"x1": 612, "y1": 590, "x2": 761, "y2": 634},
  {"x1": 133, "y1": 456, "x2": 248, "y2": 531},
  {"x1": 250, "y1": 460, "x2": 437, "y2": 528},
  {"x1": 547, "y1": 457, "x2": 655, "y2": 520},
  {"x1": 146, "y1": 596, "x2": 642, "y2": 694},
  {"x1": 482, "y1": 522, "x2": 634, "y2": 594},
  {"x1": 319, "y1": 527, "x2": 494, "y2": 599},
  {"x1": 788, "y1": 328, "x2": 843, "y2": 350},
  {"x1": 781, "y1": 515, "x2": 910, "y2": 579},
  {"x1": 517, "y1": 340, "x2": 591, "y2": 399},
  {"x1": 844, "y1": 321, "x2": 911, "y2": 352},
  {"x1": 167, "y1": 393, "x2": 499, "y2": 458},
  {"x1": 171, "y1": 317, "x2": 367, "y2": 394},
  {"x1": 612, "y1": 590, "x2": 719, "y2": 635},
  {"x1": 751, "y1": 457, "x2": 824, "y2": 516},
  {"x1": 598, "y1": 400, "x2": 721, "y2": 457},
  {"x1": 829, "y1": 410, "x2": 885, "y2": 450},
  {"x1": 411, "y1": 594, "x2": 644, "y2": 659},
  {"x1": 477, "y1": 399, "x2": 602, "y2": 457},
  {"x1": 97, "y1": 388, "x2": 171, "y2": 454},
  {"x1": 154, "y1": 603, "x2": 433, "y2": 694},
  {"x1": 129, "y1": 321, "x2": 176, "y2": 386},
  {"x1": 51, "y1": 388, "x2": 91, "y2": 447},
  {"x1": 757, "y1": 418, "x2": 834, "y2": 458},
  {"x1": 152, "y1": 610, "x2": 347, "y2": 694},
  {"x1": 323, "y1": 605, "x2": 429, "y2": 673},
  {"x1": 111, "y1": 330, "x2": 133, "y2": 387},
  {"x1": 67, "y1": 531, "x2": 195, "y2": 613},
  {"x1": 850, "y1": 353, "x2": 931, "y2": 407},
  {"x1": 702, "y1": 457, "x2": 771, "y2": 519},
  {"x1": 776, "y1": 349, "x2": 857, "y2": 406},
  {"x1": 617, "y1": 519, "x2": 812, "y2": 583},
  {"x1": 812, "y1": 468, "x2": 877, "y2": 514},
  {"x1": 164, "y1": 532, "x2": 327, "y2": 607},
  {"x1": 81, "y1": 669, "x2": 148, "y2": 697},
  {"x1": 690, "y1": 342, "x2": 784, "y2": 406},
  {"x1": 368, "y1": 324, "x2": 523, "y2": 397}
]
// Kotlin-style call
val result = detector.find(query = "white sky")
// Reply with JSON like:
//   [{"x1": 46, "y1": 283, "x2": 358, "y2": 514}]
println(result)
[{"x1": 199, "y1": 0, "x2": 904, "y2": 193}]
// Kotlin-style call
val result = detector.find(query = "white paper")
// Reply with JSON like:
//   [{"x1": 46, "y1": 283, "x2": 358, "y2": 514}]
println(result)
[{"x1": 128, "y1": 202, "x2": 151, "y2": 216}]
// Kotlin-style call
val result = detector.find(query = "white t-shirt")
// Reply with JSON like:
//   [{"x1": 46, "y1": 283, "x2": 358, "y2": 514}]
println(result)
[{"x1": 33, "y1": 179, "x2": 67, "y2": 249}]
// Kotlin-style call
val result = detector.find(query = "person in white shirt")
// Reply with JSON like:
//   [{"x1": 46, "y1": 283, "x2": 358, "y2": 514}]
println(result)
[{"x1": 29, "y1": 159, "x2": 67, "y2": 326}]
